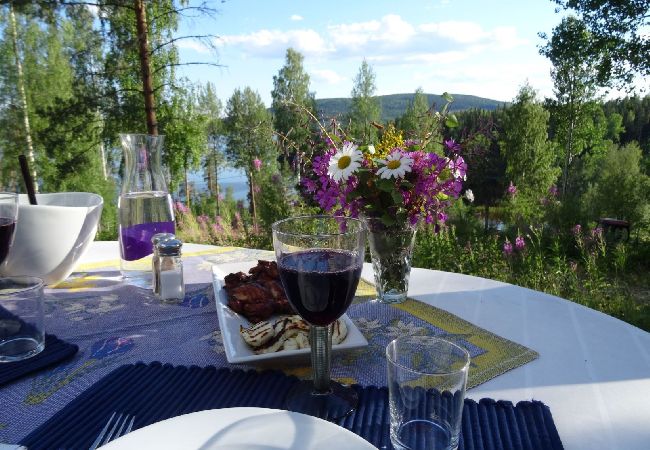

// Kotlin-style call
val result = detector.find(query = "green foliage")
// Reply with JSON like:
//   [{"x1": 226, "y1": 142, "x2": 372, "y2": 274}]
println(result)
[
  {"x1": 500, "y1": 84, "x2": 560, "y2": 224},
  {"x1": 271, "y1": 48, "x2": 315, "y2": 176},
  {"x1": 348, "y1": 59, "x2": 381, "y2": 143},
  {"x1": 584, "y1": 141, "x2": 650, "y2": 225},
  {"x1": 224, "y1": 86, "x2": 277, "y2": 224},
  {"x1": 550, "y1": 0, "x2": 650, "y2": 88}
]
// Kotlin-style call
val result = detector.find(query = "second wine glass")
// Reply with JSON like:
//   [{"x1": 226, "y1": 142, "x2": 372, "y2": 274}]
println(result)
[{"x1": 272, "y1": 215, "x2": 366, "y2": 420}]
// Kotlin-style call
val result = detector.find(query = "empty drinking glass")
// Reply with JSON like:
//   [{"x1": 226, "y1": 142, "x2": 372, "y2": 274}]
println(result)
[{"x1": 387, "y1": 336, "x2": 470, "y2": 450}]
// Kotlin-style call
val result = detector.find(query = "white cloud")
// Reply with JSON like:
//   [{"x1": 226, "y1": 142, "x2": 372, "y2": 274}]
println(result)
[
  {"x1": 310, "y1": 69, "x2": 346, "y2": 85},
  {"x1": 214, "y1": 14, "x2": 528, "y2": 65},
  {"x1": 215, "y1": 29, "x2": 332, "y2": 56},
  {"x1": 177, "y1": 39, "x2": 212, "y2": 54},
  {"x1": 290, "y1": 14, "x2": 304, "y2": 21}
]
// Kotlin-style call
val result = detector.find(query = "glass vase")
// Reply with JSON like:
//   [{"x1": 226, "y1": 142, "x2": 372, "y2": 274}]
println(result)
[
  {"x1": 118, "y1": 134, "x2": 175, "y2": 285},
  {"x1": 364, "y1": 217, "x2": 417, "y2": 304}
]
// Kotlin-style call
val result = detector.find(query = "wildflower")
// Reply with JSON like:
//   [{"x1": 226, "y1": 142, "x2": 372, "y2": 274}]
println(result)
[
  {"x1": 197, "y1": 214, "x2": 209, "y2": 224},
  {"x1": 515, "y1": 235, "x2": 525, "y2": 251},
  {"x1": 569, "y1": 261, "x2": 578, "y2": 272},
  {"x1": 328, "y1": 142, "x2": 363, "y2": 182},
  {"x1": 253, "y1": 158, "x2": 262, "y2": 171},
  {"x1": 549, "y1": 184, "x2": 559, "y2": 197},
  {"x1": 444, "y1": 139, "x2": 461, "y2": 153},
  {"x1": 376, "y1": 151, "x2": 414, "y2": 179},
  {"x1": 464, "y1": 189, "x2": 474, "y2": 203},
  {"x1": 503, "y1": 238, "x2": 513, "y2": 256},
  {"x1": 174, "y1": 201, "x2": 189, "y2": 214},
  {"x1": 572, "y1": 224, "x2": 582, "y2": 235},
  {"x1": 507, "y1": 181, "x2": 517, "y2": 197},
  {"x1": 366, "y1": 144, "x2": 376, "y2": 155},
  {"x1": 591, "y1": 227, "x2": 603, "y2": 238}
]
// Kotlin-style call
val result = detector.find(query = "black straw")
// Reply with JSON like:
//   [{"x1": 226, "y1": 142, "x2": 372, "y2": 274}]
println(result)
[{"x1": 18, "y1": 155, "x2": 38, "y2": 205}]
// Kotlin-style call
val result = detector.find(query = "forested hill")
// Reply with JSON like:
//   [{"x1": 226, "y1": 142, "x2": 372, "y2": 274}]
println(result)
[{"x1": 315, "y1": 93, "x2": 506, "y2": 122}]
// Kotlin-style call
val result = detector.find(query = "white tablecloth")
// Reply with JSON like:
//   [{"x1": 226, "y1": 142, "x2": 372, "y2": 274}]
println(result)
[{"x1": 82, "y1": 242, "x2": 650, "y2": 450}]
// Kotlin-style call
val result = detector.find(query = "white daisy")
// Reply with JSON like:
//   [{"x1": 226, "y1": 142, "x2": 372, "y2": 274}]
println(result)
[
  {"x1": 328, "y1": 142, "x2": 363, "y2": 182},
  {"x1": 376, "y1": 152, "x2": 414, "y2": 179}
]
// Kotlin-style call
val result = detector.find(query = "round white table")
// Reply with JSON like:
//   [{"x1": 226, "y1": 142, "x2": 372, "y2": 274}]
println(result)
[{"x1": 81, "y1": 242, "x2": 650, "y2": 450}]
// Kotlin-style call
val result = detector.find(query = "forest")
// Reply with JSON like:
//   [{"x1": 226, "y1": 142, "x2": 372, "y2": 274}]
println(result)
[{"x1": 1, "y1": 1, "x2": 649, "y2": 330}]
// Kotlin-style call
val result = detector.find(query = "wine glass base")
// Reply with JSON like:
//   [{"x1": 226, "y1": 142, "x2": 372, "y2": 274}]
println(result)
[{"x1": 285, "y1": 380, "x2": 358, "y2": 421}]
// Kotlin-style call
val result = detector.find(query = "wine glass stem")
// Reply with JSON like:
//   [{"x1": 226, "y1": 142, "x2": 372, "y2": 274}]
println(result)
[{"x1": 310, "y1": 325, "x2": 332, "y2": 394}]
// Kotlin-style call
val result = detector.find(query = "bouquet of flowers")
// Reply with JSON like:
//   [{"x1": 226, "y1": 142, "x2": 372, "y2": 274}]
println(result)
[{"x1": 302, "y1": 125, "x2": 466, "y2": 227}]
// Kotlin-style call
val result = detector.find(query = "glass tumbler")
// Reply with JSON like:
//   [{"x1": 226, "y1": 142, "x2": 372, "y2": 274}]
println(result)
[
  {"x1": 387, "y1": 336, "x2": 470, "y2": 450},
  {"x1": 0, "y1": 276, "x2": 45, "y2": 362}
]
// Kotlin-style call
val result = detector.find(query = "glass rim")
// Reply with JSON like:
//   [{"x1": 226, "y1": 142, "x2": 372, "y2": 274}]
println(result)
[
  {"x1": 386, "y1": 335, "x2": 471, "y2": 376},
  {"x1": 0, "y1": 276, "x2": 44, "y2": 297},
  {"x1": 119, "y1": 133, "x2": 165, "y2": 139},
  {"x1": 272, "y1": 215, "x2": 366, "y2": 238}
]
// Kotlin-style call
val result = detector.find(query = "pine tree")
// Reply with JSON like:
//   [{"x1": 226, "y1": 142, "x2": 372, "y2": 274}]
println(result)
[
  {"x1": 271, "y1": 48, "x2": 315, "y2": 179},
  {"x1": 348, "y1": 59, "x2": 381, "y2": 143},
  {"x1": 224, "y1": 87, "x2": 276, "y2": 227}
]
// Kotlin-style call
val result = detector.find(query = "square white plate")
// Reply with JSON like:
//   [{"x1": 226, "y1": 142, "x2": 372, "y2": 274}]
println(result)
[{"x1": 212, "y1": 264, "x2": 368, "y2": 364}]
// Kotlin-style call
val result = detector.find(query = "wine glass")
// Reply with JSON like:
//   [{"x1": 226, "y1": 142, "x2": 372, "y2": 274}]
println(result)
[
  {"x1": 272, "y1": 215, "x2": 366, "y2": 420},
  {"x1": 0, "y1": 193, "x2": 18, "y2": 267}
]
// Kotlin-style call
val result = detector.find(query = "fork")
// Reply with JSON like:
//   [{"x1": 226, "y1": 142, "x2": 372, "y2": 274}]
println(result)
[{"x1": 89, "y1": 412, "x2": 135, "y2": 450}]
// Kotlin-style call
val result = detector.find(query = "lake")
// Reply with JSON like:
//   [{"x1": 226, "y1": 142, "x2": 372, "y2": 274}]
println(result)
[{"x1": 187, "y1": 168, "x2": 249, "y2": 204}]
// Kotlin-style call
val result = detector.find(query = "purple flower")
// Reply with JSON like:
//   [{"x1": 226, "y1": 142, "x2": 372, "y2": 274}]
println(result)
[
  {"x1": 591, "y1": 227, "x2": 603, "y2": 238},
  {"x1": 197, "y1": 214, "x2": 208, "y2": 224},
  {"x1": 503, "y1": 239, "x2": 513, "y2": 256},
  {"x1": 515, "y1": 235, "x2": 525, "y2": 251},
  {"x1": 444, "y1": 139, "x2": 461, "y2": 153},
  {"x1": 174, "y1": 201, "x2": 189, "y2": 214},
  {"x1": 549, "y1": 184, "x2": 559, "y2": 197},
  {"x1": 507, "y1": 181, "x2": 517, "y2": 197},
  {"x1": 253, "y1": 158, "x2": 262, "y2": 171},
  {"x1": 572, "y1": 224, "x2": 582, "y2": 235}
]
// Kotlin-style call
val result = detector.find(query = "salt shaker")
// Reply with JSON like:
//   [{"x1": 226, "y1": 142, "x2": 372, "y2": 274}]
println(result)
[
  {"x1": 155, "y1": 237, "x2": 185, "y2": 302},
  {"x1": 151, "y1": 233, "x2": 175, "y2": 295}
]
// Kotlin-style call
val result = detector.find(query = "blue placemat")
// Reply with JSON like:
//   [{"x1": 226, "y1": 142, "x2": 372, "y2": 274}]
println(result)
[
  {"x1": 20, "y1": 362, "x2": 564, "y2": 450},
  {"x1": 0, "y1": 334, "x2": 78, "y2": 387}
]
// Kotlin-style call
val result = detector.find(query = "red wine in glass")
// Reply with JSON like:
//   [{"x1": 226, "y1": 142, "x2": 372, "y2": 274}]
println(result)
[
  {"x1": 0, "y1": 218, "x2": 16, "y2": 265},
  {"x1": 278, "y1": 250, "x2": 361, "y2": 326},
  {"x1": 273, "y1": 215, "x2": 366, "y2": 421}
]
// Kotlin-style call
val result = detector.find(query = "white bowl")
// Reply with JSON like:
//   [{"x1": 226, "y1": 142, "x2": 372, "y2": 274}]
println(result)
[{"x1": 0, "y1": 192, "x2": 103, "y2": 285}]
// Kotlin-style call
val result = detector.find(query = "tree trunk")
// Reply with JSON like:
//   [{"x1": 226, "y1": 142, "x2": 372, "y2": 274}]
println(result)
[
  {"x1": 247, "y1": 169, "x2": 257, "y2": 229},
  {"x1": 99, "y1": 142, "x2": 108, "y2": 180},
  {"x1": 9, "y1": 3, "x2": 38, "y2": 192},
  {"x1": 215, "y1": 163, "x2": 221, "y2": 216},
  {"x1": 184, "y1": 165, "x2": 190, "y2": 208},
  {"x1": 134, "y1": 0, "x2": 157, "y2": 136}
]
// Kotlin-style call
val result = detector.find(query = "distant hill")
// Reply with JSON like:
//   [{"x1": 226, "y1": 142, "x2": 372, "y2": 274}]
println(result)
[{"x1": 315, "y1": 93, "x2": 506, "y2": 122}]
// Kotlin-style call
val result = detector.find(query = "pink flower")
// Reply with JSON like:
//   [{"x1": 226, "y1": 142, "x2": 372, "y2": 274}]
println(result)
[
  {"x1": 572, "y1": 224, "x2": 582, "y2": 235},
  {"x1": 174, "y1": 201, "x2": 189, "y2": 214},
  {"x1": 503, "y1": 238, "x2": 514, "y2": 256},
  {"x1": 549, "y1": 184, "x2": 559, "y2": 197},
  {"x1": 507, "y1": 181, "x2": 517, "y2": 197},
  {"x1": 197, "y1": 214, "x2": 208, "y2": 224},
  {"x1": 253, "y1": 158, "x2": 262, "y2": 171},
  {"x1": 591, "y1": 227, "x2": 603, "y2": 238},
  {"x1": 515, "y1": 235, "x2": 525, "y2": 251}
]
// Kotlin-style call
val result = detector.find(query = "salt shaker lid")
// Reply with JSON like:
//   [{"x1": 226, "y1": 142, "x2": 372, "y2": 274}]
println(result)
[
  {"x1": 152, "y1": 233, "x2": 175, "y2": 246},
  {"x1": 158, "y1": 237, "x2": 182, "y2": 256}
]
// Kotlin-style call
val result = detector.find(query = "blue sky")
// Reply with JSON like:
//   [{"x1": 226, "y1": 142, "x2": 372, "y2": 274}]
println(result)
[{"x1": 175, "y1": 0, "x2": 568, "y2": 106}]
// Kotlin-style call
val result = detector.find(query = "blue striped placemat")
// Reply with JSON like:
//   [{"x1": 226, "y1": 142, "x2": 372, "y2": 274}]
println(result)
[
  {"x1": 19, "y1": 362, "x2": 564, "y2": 450},
  {"x1": 0, "y1": 334, "x2": 78, "y2": 387}
]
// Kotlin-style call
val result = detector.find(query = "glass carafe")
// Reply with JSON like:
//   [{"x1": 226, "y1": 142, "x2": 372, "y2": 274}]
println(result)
[{"x1": 118, "y1": 134, "x2": 175, "y2": 284}]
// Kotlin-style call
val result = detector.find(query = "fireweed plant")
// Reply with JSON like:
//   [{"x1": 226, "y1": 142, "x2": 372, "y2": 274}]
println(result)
[{"x1": 302, "y1": 125, "x2": 467, "y2": 227}]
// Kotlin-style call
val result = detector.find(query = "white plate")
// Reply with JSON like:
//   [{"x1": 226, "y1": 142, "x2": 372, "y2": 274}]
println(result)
[
  {"x1": 212, "y1": 264, "x2": 368, "y2": 364},
  {"x1": 103, "y1": 407, "x2": 377, "y2": 449}
]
